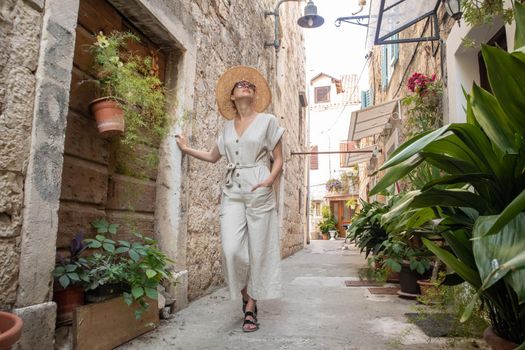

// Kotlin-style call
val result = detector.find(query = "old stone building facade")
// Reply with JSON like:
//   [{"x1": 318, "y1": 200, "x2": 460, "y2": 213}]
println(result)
[
  {"x1": 0, "y1": 0, "x2": 308, "y2": 347},
  {"x1": 352, "y1": 6, "x2": 455, "y2": 201}
]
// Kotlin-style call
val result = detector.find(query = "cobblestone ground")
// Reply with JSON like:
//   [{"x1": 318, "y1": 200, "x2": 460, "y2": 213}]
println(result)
[{"x1": 118, "y1": 239, "x2": 487, "y2": 350}]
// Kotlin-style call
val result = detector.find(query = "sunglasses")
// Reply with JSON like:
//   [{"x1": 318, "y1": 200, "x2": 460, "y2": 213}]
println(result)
[{"x1": 233, "y1": 80, "x2": 256, "y2": 91}]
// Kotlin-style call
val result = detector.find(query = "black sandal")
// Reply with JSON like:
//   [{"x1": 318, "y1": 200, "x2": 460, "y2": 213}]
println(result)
[{"x1": 242, "y1": 311, "x2": 259, "y2": 332}]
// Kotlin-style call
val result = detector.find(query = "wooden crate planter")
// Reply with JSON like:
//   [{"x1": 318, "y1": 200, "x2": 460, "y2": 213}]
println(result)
[{"x1": 73, "y1": 297, "x2": 159, "y2": 350}]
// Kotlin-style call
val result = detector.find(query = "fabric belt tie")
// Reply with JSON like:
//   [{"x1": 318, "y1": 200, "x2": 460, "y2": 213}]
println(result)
[{"x1": 225, "y1": 161, "x2": 267, "y2": 188}]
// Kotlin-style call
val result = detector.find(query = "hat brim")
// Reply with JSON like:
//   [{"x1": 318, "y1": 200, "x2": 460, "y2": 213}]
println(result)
[{"x1": 215, "y1": 66, "x2": 272, "y2": 120}]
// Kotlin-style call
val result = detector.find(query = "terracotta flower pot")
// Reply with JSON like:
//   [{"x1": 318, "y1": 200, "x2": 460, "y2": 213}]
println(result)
[
  {"x1": 53, "y1": 284, "x2": 85, "y2": 325},
  {"x1": 89, "y1": 97, "x2": 125, "y2": 137},
  {"x1": 483, "y1": 327, "x2": 519, "y2": 350},
  {"x1": 0, "y1": 311, "x2": 23, "y2": 350}
]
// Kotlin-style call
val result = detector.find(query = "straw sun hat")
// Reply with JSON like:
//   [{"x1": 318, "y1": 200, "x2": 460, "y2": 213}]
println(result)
[{"x1": 215, "y1": 66, "x2": 272, "y2": 120}]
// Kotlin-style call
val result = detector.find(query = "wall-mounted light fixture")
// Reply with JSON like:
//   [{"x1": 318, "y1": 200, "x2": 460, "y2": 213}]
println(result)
[
  {"x1": 265, "y1": 0, "x2": 324, "y2": 50},
  {"x1": 442, "y1": 0, "x2": 462, "y2": 25}
]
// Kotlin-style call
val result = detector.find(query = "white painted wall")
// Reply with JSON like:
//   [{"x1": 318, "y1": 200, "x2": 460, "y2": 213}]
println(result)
[{"x1": 445, "y1": 9, "x2": 516, "y2": 124}]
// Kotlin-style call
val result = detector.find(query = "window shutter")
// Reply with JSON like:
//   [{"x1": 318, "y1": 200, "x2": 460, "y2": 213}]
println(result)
[
  {"x1": 310, "y1": 145, "x2": 319, "y2": 170},
  {"x1": 360, "y1": 90, "x2": 367, "y2": 109},
  {"x1": 393, "y1": 34, "x2": 399, "y2": 65},
  {"x1": 381, "y1": 45, "x2": 388, "y2": 90},
  {"x1": 339, "y1": 142, "x2": 347, "y2": 168}
]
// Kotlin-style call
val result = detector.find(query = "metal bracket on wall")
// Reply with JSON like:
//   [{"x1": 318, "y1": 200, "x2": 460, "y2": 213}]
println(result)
[{"x1": 334, "y1": 15, "x2": 369, "y2": 28}]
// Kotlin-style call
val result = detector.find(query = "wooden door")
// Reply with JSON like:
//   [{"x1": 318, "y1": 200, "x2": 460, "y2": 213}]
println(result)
[
  {"x1": 330, "y1": 200, "x2": 353, "y2": 237},
  {"x1": 56, "y1": 0, "x2": 167, "y2": 252}
]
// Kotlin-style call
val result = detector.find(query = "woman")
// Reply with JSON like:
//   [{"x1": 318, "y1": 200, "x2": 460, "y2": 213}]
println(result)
[{"x1": 175, "y1": 66, "x2": 285, "y2": 332}]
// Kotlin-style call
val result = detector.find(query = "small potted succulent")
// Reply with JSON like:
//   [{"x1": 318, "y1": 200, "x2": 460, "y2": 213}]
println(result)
[{"x1": 52, "y1": 231, "x2": 90, "y2": 324}]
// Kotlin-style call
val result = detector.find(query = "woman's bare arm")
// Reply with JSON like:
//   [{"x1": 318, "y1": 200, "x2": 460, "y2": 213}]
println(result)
[{"x1": 175, "y1": 134, "x2": 222, "y2": 163}]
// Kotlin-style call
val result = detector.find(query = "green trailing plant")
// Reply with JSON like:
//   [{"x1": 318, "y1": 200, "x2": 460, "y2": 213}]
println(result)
[
  {"x1": 89, "y1": 31, "x2": 169, "y2": 148},
  {"x1": 84, "y1": 218, "x2": 175, "y2": 319},
  {"x1": 462, "y1": 0, "x2": 515, "y2": 26},
  {"x1": 369, "y1": 3, "x2": 525, "y2": 345}
]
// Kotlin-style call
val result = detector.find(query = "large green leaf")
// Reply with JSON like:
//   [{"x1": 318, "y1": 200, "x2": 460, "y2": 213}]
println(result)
[
  {"x1": 447, "y1": 124, "x2": 501, "y2": 179},
  {"x1": 379, "y1": 125, "x2": 450, "y2": 170},
  {"x1": 470, "y1": 84, "x2": 519, "y2": 154},
  {"x1": 482, "y1": 44, "x2": 525, "y2": 129},
  {"x1": 485, "y1": 188, "x2": 525, "y2": 236},
  {"x1": 369, "y1": 155, "x2": 423, "y2": 195},
  {"x1": 410, "y1": 188, "x2": 490, "y2": 213},
  {"x1": 441, "y1": 230, "x2": 477, "y2": 270},
  {"x1": 514, "y1": 1, "x2": 525, "y2": 50},
  {"x1": 423, "y1": 238, "x2": 481, "y2": 288},
  {"x1": 422, "y1": 152, "x2": 479, "y2": 174},
  {"x1": 473, "y1": 214, "x2": 525, "y2": 303},
  {"x1": 421, "y1": 173, "x2": 493, "y2": 191}
]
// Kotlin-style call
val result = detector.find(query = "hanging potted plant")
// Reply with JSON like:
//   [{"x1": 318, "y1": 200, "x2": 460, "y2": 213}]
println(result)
[{"x1": 88, "y1": 31, "x2": 169, "y2": 144}]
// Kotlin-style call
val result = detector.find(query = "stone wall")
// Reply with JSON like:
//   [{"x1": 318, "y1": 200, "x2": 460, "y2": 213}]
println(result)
[
  {"x1": 1, "y1": 0, "x2": 307, "y2": 324},
  {"x1": 0, "y1": 0, "x2": 43, "y2": 308},
  {"x1": 170, "y1": 0, "x2": 307, "y2": 301}
]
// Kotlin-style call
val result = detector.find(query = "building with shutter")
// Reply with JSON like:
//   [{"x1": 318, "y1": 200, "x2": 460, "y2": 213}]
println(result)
[
  {"x1": 307, "y1": 72, "x2": 360, "y2": 239},
  {"x1": 346, "y1": 1, "x2": 518, "y2": 204}
]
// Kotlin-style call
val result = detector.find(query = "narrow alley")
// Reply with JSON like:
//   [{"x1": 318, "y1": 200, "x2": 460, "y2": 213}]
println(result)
[{"x1": 119, "y1": 240, "x2": 483, "y2": 350}]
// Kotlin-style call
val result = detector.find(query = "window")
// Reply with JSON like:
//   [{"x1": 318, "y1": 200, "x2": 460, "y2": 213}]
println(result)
[
  {"x1": 310, "y1": 145, "x2": 319, "y2": 170},
  {"x1": 381, "y1": 34, "x2": 399, "y2": 90},
  {"x1": 314, "y1": 86, "x2": 330, "y2": 104},
  {"x1": 298, "y1": 107, "x2": 303, "y2": 145}
]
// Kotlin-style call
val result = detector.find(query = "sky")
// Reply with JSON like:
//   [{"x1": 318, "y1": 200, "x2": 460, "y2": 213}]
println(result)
[{"x1": 304, "y1": 0, "x2": 370, "y2": 88}]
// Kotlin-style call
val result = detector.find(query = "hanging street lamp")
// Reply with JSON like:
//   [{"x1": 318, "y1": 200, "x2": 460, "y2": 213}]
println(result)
[
  {"x1": 442, "y1": 0, "x2": 463, "y2": 24},
  {"x1": 265, "y1": 0, "x2": 324, "y2": 50}
]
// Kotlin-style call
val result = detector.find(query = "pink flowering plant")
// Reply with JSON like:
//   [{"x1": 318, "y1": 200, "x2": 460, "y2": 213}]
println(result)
[{"x1": 402, "y1": 72, "x2": 443, "y2": 138}]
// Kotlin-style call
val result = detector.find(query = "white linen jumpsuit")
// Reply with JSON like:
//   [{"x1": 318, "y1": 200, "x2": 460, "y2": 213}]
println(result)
[{"x1": 216, "y1": 113, "x2": 285, "y2": 301}]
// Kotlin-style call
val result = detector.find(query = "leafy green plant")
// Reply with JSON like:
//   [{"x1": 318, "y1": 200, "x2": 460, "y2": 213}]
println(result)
[
  {"x1": 462, "y1": 0, "x2": 515, "y2": 26},
  {"x1": 89, "y1": 31, "x2": 169, "y2": 147},
  {"x1": 53, "y1": 231, "x2": 90, "y2": 289},
  {"x1": 84, "y1": 218, "x2": 175, "y2": 319},
  {"x1": 347, "y1": 199, "x2": 390, "y2": 258},
  {"x1": 369, "y1": 3, "x2": 525, "y2": 345},
  {"x1": 402, "y1": 73, "x2": 443, "y2": 139},
  {"x1": 318, "y1": 205, "x2": 337, "y2": 234}
]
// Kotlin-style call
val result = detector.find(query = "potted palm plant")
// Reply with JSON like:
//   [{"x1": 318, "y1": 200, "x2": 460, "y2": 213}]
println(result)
[{"x1": 88, "y1": 31, "x2": 168, "y2": 144}]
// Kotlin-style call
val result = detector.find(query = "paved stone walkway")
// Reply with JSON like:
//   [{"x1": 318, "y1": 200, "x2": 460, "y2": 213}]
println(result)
[{"x1": 119, "y1": 239, "x2": 486, "y2": 350}]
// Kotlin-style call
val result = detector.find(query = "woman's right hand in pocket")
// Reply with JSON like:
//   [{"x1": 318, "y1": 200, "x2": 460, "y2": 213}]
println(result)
[{"x1": 175, "y1": 134, "x2": 189, "y2": 152}]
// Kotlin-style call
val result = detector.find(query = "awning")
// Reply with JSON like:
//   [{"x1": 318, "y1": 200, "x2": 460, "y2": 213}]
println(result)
[
  {"x1": 345, "y1": 145, "x2": 378, "y2": 167},
  {"x1": 366, "y1": 0, "x2": 440, "y2": 48},
  {"x1": 348, "y1": 99, "x2": 400, "y2": 141}
]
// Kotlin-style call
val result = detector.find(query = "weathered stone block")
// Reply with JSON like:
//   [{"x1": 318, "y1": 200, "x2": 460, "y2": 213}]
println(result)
[
  {"x1": 0, "y1": 237, "x2": 20, "y2": 306},
  {"x1": 60, "y1": 155, "x2": 108, "y2": 205},
  {"x1": 106, "y1": 174, "x2": 156, "y2": 213},
  {"x1": 0, "y1": 172, "x2": 24, "y2": 238},
  {"x1": 13, "y1": 302, "x2": 56, "y2": 350}
]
